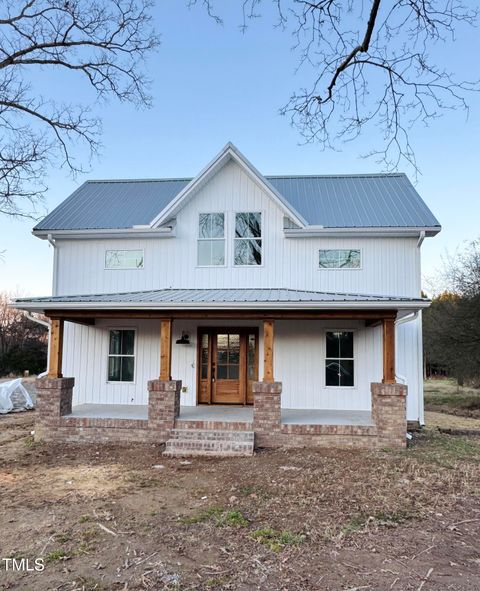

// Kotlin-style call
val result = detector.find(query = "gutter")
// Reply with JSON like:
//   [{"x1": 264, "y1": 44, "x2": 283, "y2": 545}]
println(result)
[
  {"x1": 12, "y1": 299, "x2": 431, "y2": 313},
  {"x1": 26, "y1": 313, "x2": 51, "y2": 378},
  {"x1": 284, "y1": 226, "x2": 441, "y2": 238},
  {"x1": 33, "y1": 227, "x2": 176, "y2": 240}
]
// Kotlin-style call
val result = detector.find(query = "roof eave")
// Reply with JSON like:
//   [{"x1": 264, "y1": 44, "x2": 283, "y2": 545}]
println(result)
[
  {"x1": 284, "y1": 226, "x2": 442, "y2": 238},
  {"x1": 32, "y1": 227, "x2": 176, "y2": 240},
  {"x1": 12, "y1": 299, "x2": 431, "y2": 314}
]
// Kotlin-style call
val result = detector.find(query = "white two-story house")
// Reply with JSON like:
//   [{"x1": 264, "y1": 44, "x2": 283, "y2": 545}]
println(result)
[{"x1": 14, "y1": 143, "x2": 440, "y2": 455}]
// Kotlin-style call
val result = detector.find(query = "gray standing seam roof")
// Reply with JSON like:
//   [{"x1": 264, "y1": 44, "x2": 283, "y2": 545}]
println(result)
[
  {"x1": 15, "y1": 288, "x2": 427, "y2": 305},
  {"x1": 34, "y1": 173, "x2": 440, "y2": 231}
]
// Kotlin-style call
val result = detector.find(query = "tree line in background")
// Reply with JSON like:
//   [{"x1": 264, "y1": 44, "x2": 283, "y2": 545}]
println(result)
[
  {"x1": 0, "y1": 293, "x2": 47, "y2": 377},
  {"x1": 423, "y1": 239, "x2": 480, "y2": 387}
]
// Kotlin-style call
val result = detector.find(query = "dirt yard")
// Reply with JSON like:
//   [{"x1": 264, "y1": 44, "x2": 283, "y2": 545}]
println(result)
[{"x1": 0, "y1": 412, "x2": 479, "y2": 590}]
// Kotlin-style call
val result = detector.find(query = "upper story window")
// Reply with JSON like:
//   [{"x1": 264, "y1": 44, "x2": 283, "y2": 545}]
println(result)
[
  {"x1": 105, "y1": 249, "x2": 144, "y2": 270},
  {"x1": 319, "y1": 249, "x2": 360, "y2": 269},
  {"x1": 108, "y1": 329, "x2": 135, "y2": 382},
  {"x1": 234, "y1": 212, "x2": 262, "y2": 266},
  {"x1": 198, "y1": 213, "x2": 225, "y2": 266},
  {"x1": 325, "y1": 331, "x2": 354, "y2": 387}
]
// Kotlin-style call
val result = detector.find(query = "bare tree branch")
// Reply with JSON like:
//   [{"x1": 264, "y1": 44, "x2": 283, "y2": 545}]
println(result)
[{"x1": 0, "y1": 0, "x2": 159, "y2": 219}]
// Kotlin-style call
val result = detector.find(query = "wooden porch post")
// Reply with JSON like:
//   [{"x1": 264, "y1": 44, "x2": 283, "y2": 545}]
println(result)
[
  {"x1": 382, "y1": 318, "x2": 396, "y2": 384},
  {"x1": 47, "y1": 318, "x2": 64, "y2": 378},
  {"x1": 160, "y1": 319, "x2": 173, "y2": 381},
  {"x1": 263, "y1": 320, "x2": 274, "y2": 383}
]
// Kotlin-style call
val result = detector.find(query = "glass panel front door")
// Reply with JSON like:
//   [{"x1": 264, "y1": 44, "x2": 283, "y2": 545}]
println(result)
[{"x1": 198, "y1": 328, "x2": 258, "y2": 405}]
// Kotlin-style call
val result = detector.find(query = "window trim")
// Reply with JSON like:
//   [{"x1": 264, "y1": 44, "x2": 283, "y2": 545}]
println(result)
[
  {"x1": 324, "y1": 329, "x2": 357, "y2": 389},
  {"x1": 233, "y1": 210, "x2": 264, "y2": 267},
  {"x1": 197, "y1": 211, "x2": 227, "y2": 268},
  {"x1": 105, "y1": 249, "x2": 145, "y2": 271},
  {"x1": 106, "y1": 327, "x2": 137, "y2": 384},
  {"x1": 318, "y1": 248, "x2": 362, "y2": 271}
]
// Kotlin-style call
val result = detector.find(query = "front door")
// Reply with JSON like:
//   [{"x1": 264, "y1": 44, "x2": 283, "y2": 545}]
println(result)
[{"x1": 198, "y1": 328, "x2": 258, "y2": 405}]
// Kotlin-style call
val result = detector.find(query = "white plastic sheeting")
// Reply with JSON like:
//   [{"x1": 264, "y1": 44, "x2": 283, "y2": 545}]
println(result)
[{"x1": 0, "y1": 379, "x2": 34, "y2": 414}]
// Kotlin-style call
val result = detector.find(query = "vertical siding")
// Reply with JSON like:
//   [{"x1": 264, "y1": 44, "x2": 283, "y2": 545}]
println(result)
[
  {"x1": 57, "y1": 159, "x2": 424, "y2": 420},
  {"x1": 64, "y1": 318, "x2": 406, "y2": 415},
  {"x1": 55, "y1": 160, "x2": 421, "y2": 298}
]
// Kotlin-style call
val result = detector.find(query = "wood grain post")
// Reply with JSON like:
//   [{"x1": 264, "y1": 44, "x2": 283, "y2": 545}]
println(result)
[
  {"x1": 263, "y1": 320, "x2": 274, "y2": 383},
  {"x1": 382, "y1": 318, "x2": 396, "y2": 384},
  {"x1": 160, "y1": 319, "x2": 173, "y2": 381},
  {"x1": 47, "y1": 318, "x2": 64, "y2": 378}
]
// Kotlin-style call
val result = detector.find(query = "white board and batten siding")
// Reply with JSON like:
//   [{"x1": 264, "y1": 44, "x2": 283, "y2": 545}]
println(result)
[
  {"x1": 54, "y1": 160, "x2": 421, "y2": 298},
  {"x1": 66, "y1": 317, "x2": 421, "y2": 420},
  {"x1": 59, "y1": 159, "x2": 424, "y2": 421}
]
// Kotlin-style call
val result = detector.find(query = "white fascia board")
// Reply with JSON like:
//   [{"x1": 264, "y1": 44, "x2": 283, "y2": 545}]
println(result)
[
  {"x1": 12, "y1": 299, "x2": 431, "y2": 313},
  {"x1": 284, "y1": 226, "x2": 442, "y2": 238},
  {"x1": 149, "y1": 142, "x2": 307, "y2": 229},
  {"x1": 33, "y1": 227, "x2": 175, "y2": 240}
]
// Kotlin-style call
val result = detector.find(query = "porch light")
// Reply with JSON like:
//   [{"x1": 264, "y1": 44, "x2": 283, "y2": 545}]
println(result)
[{"x1": 176, "y1": 331, "x2": 191, "y2": 345}]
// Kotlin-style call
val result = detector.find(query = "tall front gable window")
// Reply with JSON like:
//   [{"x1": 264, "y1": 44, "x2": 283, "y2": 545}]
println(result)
[
  {"x1": 325, "y1": 331, "x2": 354, "y2": 387},
  {"x1": 198, "y1": 213, "x2": 225, "y2": 266},
  {"x1": 234, "y1": 212, "x2": 262, "y2": 265}
]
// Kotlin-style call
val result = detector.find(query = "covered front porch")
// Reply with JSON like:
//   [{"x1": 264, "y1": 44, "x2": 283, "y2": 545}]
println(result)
[
  {"x1": 66, "y1": 403, "x2": 374, "y2": 427},
  {"x1": 12, "y1": 287, "x2": 426, "y2": 450}
]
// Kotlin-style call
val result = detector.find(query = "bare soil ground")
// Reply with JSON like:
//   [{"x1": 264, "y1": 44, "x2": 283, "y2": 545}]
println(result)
[{"x1": 1, "y1": 412, "x2": 480, "y2": 590}]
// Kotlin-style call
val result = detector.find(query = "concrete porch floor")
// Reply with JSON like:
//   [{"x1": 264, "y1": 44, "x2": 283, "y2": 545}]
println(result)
[{"x1": 67, "y1": 404, "x2": 373, "y2": 426}]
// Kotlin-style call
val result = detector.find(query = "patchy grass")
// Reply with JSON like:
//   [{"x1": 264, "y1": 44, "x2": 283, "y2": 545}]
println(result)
[
  {"x1": 424, "y1": 379, "x2": 480, "y2": 416},
  {"x1": 410, "y1": 429, "x2": 480, "y2": 467},
  {"x1": 45, "y1": 550, "x2": 68, "y2": 563},
  {"x1": 180, "y1": 507, "x2": 249, "y2": 528},
  {"x1": 340, "y1": 510, "x2": 414, "y2": 537},
  {"x1": 251, "y1": 528, "x2": 305, "y2": 552}
]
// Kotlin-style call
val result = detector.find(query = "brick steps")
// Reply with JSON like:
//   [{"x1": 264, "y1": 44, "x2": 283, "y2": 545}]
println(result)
[{"x1": 163, "y1": 428, "x2": 255, "y2": 457}]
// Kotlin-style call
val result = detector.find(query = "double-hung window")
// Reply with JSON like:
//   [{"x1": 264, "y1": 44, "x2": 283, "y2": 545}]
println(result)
[
  {"x1": 108, "y1": 329, "x2": 135, "y2": 382},
  {"x1": 325, "y1": 331, "x2": 354, "y2": 387},
  {"x1": 234, "y1": 212, "x2": 262, "y2": 265},
  {"x1": 198, "y1": 213, "x2": 225, "y2": 266},
  {"x1": 319, "y1": 249, "x2": 360, "y2": 269}
]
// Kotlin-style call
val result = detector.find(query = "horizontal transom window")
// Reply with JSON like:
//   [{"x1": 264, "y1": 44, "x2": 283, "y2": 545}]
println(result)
[
  {"x1": 105, "y1": 249, "x2": 144, "y2": 269},
  {"x1": 319, "y1": 249, "x2": 360, "y2": 269}
]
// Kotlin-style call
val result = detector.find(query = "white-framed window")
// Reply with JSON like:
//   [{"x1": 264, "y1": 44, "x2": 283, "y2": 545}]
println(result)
[
  {"x1": 107, "y1": 329, "x2": 135, "y2": 382},
  {"x1": 197, "y1": 213, "x2": 225, "y2": 266},
  {"x1": 319, "y1": 249, "x2": 360, "y2": 269},
  {"x1": 325, "y1": 331, "x2": 354, "y2": 387},
  {"x1": 234, "y1": 212, "x2": 262, "y2": 265},
  {"x1": 105, "y1": 249, "x2": 144, "y2": 270}
]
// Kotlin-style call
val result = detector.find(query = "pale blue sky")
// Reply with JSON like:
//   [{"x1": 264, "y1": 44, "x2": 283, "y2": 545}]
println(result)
[{"x1": 1, "y1": 2, "x2": 479, "y2": 296}]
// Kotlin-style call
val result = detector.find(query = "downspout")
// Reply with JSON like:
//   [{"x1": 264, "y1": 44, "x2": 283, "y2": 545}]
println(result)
[
  {"x1": 26, "y1": 313, "x2": 51, "y2": 378},
  {"x1": 47, "y1": 234, "x2": 58, "y2": 295},
  {"x1": 394, "y1": 311, "x2": 420, "y2": 384},
  {"x1": 417, "y1": 230, "x2": 425, "y2": 248}
]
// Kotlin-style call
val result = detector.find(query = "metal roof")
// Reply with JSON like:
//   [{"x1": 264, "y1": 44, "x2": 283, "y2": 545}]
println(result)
[
  {"x1": 14, "y1": 288, "x2": 428, "y2": 310},
  {"x1": 34, "y1": 173, "x2": 440, "y2": 232}
]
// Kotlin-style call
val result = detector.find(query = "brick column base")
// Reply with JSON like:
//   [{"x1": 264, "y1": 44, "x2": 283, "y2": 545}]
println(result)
[
  {"x1": 35, "y1": 377, "x2": 75, "y2": 441},
  {"x1": 253, "y1": 381, "x2": 282, "y2": 448},
  {"x1": 148, "y1": 379, "x2": 182, "y2": 436},
  {"x1": 371, "y1": 382, "x2": 407, "y2": 448}
]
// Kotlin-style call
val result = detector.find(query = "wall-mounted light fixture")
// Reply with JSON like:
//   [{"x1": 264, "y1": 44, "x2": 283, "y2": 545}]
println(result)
[{"x1": 176, "y1": 331, "x2": 190, "y2": 345}]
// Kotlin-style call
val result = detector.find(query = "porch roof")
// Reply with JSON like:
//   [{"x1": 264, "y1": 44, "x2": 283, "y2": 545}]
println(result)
[{"x1": 13, "y1": 287, "x2": 429, "y2": 314}]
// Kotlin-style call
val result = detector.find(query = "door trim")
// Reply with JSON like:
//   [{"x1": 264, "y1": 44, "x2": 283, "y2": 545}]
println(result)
[{"x1": 196, "y1": 327, "x2": 259, "y2": 405}]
